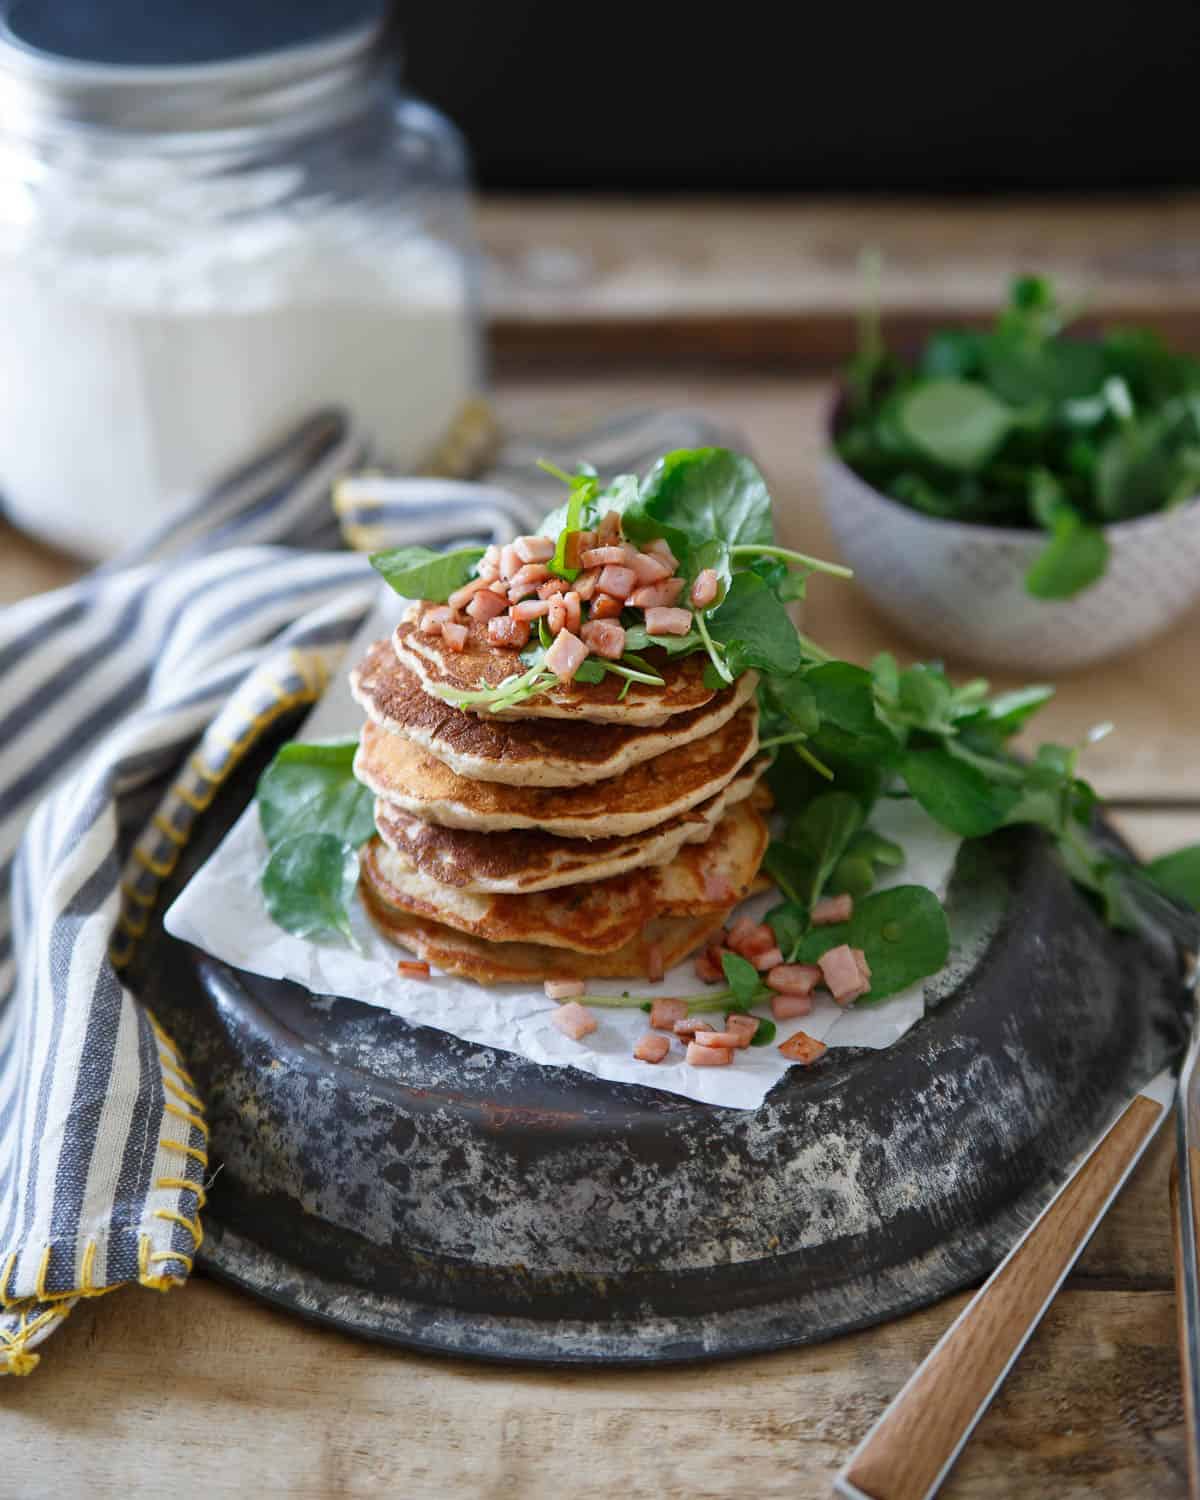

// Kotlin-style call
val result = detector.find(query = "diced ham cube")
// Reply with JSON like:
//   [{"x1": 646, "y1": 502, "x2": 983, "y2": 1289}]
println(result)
[
  {"x1": 561, "y1": 531, "x2": 584, "y2": 571},
  {"x1": 778, "y1": 1030, "x2": 828, "y2": 1065},
  {"x1": 487, "y1": 614, "x2": 531, "y2": 649},
  {"x1": 693, "y1": 950, "x2": 724, "y2": 984},
  {"x1": 448, "y1": 576, "x2": 491, "y2": 610},
  {"x1": 634, "y1": 1032, "x2": 671, "y2": 1064},
  {"x1": 767, "y1": 963, "x2": 822, "y2": 996},
  {"x1": 467, "y1": 588, "x2": 508, "y2": 623},
  {"x1": 581, "y1": 545, "x2": 632, "y2": 568},
  {"x1": 551, "y1": 1001, "x2": 598, "y2": 1041},
  {"x1": 743, "y1": 925, "x2": 781, "y2": 959},
  {"x1": 591, "y1": 593, "x2": 623, "y2": 619},
  {"x1": 644, "y1": 537, "x2": 678, "y2": 572},
  {"x1": 514, "y1": 534, "x2": 555, "y2": 564},
  {"x1": 629, "y1": 550, "x2": 673, "y2": 585},
  {"x1": 488, "y1": 579, "x2": 510, "y2": 597},
  {"x1": 772, "y1": 991, "x2": 814, "y2": 1021},
  {"x1": 630, "y1": 577, "x2": 686, "y2": 609},
  {"x1": 750, "y1": 946, "x2": 784, "y2": 972},
  {"x1": 690, "y1": 569, "x2": 720, "y2": 608},
  {"x1": 644, "y1": 606, "x2": 693, "y2": 637},
  {"x1": 545, "y1": 978, "x2": 585, "y2": 1000},
  {"x1": 499, "y1": 543, "x2": 519, "y2": 580},
  {"x1": 419, "y1": 604, "x2": 457, "y2": 635},
  {"x1": 574, "y1": 569, "x2": 599, "y2": 602},
  {"x1": 576, "y1": 530, "x2": 596, "y2": 554},
  {"x1": 547, "y1": 596, "x2": 567, "y2": 635},
  {"x1": 687, "y1": 1041, "x2": 733, "y2": 1067},
  {"x1": 538, "y1": 576, "x2": 566, "y2": 598},
  {"x1": 397, "y1": 960, "x2": 430, "y2": 979},
  {"x1": 581, "y1": 620, "x2": 626, "y2": 660},
  {"x1": 674, "y1": 1017, "x2": 715, "y2": 1037},
  {"x1": 441, "y1": 621, "x2": 468, "y2": 652},
  {"x1": 477, "y1": 560, "x2": 500, "y2": 584},
  {"x1": 597, "y1": 564, "x2": 637, "y2": 599},
  {"x1": 819, "y1": 944, "x2": 872, "y2": 1005},
  {"x1": 507, "y1": 581, "x2": 540, "y2": 604},
  {"x1": 511, "y1": 598, "x2": 550, "y2": 622},
  {"x1": 545, "y1": 628, "x2": 589, "y2": 681},
  {"x1": 650, "y1": 997, "x2": 688, "y2": 1031},
  {"x1": 510, "y1": 563, "x2": 550, "y2": 592},
  {"x1": 724, "y1": 1014, "x2": 760, "y2": 1047},
  {"x1": 562, "y1": 590, "x2": 582, "y2": 634},
  {"x1": 596, "y1": 510, "x2": 623, "y2": 546},
  {"x1": 812, "y1": 893, "x2": 854, "y2": 926},
  {"x1": 726, "y1": 915, "x2": 760, "y2": 953},
  {"x1": 479, "y1": 544, "x2": 500, "y2": 573},
  {"x1": 692, "y1": 1029, "x2": 748, "y2": 1049}
]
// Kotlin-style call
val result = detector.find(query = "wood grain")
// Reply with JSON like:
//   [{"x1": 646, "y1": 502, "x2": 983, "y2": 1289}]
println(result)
[{"x1": 841, "y1": 1094, "x2": 1169, "y2": 1500}]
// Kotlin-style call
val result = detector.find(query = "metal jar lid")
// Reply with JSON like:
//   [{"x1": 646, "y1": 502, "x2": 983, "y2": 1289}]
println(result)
[{"x1": 0, "y1": 0, "x2": 394, "y2": 138}]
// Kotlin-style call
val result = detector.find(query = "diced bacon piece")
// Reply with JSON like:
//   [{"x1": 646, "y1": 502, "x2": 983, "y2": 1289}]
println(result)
[
  {"x1": 544, "y1": 978, "x2": 585, "y2": 1000},
  {"x1": 562, "y1": 590, "x2": 582, "y2": 634},
  {"x1": 597, "y1": 564, "x2": 637, "y2": 599},
  {"x1": 778, "y1": 1030, "x2": 827, "y2": 1065},
  {"x1": 510, "y1": 563, "x2": 550, "y2": 592},
  {"x1": 576, "y1": 530, "x2": 596, "y2": 554},
  {"x1": 581, "y1": 545, "x2": 632, "y2": 568},
  {"x1": 581, "y1": 620, "x2": 626, "y2": 660},
  {"x1": 448, "y1": 576, "x2": 491, "y2": 610},
  {"x1": 467, "y1": 588, "x2": 508, "y2": 623},
  {"x1": 544, "y1": 628, "x2": 589, "y2": 681},
  {"x1": 819, "y1": 943, "x2": 871, "y2": 1005},
  {"x1": 511, "y1": 598, "x2": 550, "y2": 622},
  {"x1": 419, "y1": 605, "x2": 456, "y2": 636},
  {"x1": 538, "y1": 576, "x2": 567, "y2": 598},
  {"x1": 630, "y1": 577, "x2": 686, "y2": 609},
  {"x1": 574, "y1": 569, "x2": 599, "y2": 602},
  {"x1": 687, "y1": 1041, "x2": 733, "y2": 1067},
  {"x1": 812, "y1": 893, "x2": 854, "y2": 926},
  {"x1": 703, "y1": 871, "x2": 736, "y2": 904},
  {"x1": 487, "y1": 614, "x2": 531, "y2": 649},
  {"x1": 693, "y1": 950, "x2": 723, "y2": 984},
  {"x1": 551, "y1": 1001, "x2": 598, "y2": 1041},
  {"x1": 647, "y1": 943, "x2": 665, "y2": 982},
  {"x1": 743, "y1": 924, "x2": 781, "y2": 959},
  {"x1": 644, "y1": 606, "x2": 693, "y2": 637},
  {"x1": 441, "y1": 621, "x2": 468, "y2": 652},
  {"x1": 397, "y1": 960, "x2": 430, "y2": 979},
  {"x1": 634, "y1": 1032, "x2": 671, "y2": 1064},
  {"x1": 508, "y1": 581, "x2": 540, "y2": 604},
  {"x1": 499, "y1": 543, "x2": 519, "y2": 580},
  {"x1": 772, "y1": 991, "x2": 814, "y2": 1021},
  {"x1": 650, "y1": 997, "x2": 688, "y2": 1031},
  {"x1": 488, "y1": 578, "x2": 510, "y2": 597},
  {"x1": 726, "y1": 915, "x2": 760, "y2": 954},
  {"x1": 514, "y1": 534, "x2": 555, "y2": 564},
  {"x1": 629, "y1": 550, "x2": 672, "y2": 585},
  {"x1": 767, "y1": 963, "x2": 822, "y2": 996},
  {"x1": 645, "y1": 537, "x2": 678, "y2": 572},
  {"x1": 693, "y1": 1029, "x2": 747, "y2": 1049},
  {"x1": 690, "y1": 568, "x2": 720, "y2": 608},
  {"x1": 477, "y1": 560, "x2": 500, "y2": 583},
  {"x1": 547, "y1": 596, "x2": 567, "y2": 635},
  {"x1": 480, "y1": 544, "x2": 500, "y2": 573},
  {"x1": 674, "y1": 1017, "x2": 715, "y2": 1037},
  {"x1": 725, "y1": 1014, "x2": 760, "y2": 1047},
  {"x1": 561, "y1": 531, "x2": 584, "y2": 571},
  {"x1": 750, "y1": 946, "x2": 784, "y2": 972},
  {"x1": 591, "y1": 593, "x2": 623, "y2": 619},
  {"x1": 596, "y1": 510, "x2": 623, "y2": 546}
]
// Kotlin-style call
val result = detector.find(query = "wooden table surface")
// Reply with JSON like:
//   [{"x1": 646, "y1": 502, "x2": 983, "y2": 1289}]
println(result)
[{"x1": 4, "y1": 198, "x2": 1200, "y2": 1499}]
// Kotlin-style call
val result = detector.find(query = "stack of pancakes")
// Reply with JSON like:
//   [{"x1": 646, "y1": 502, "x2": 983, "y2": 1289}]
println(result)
[{"x1": 349, "y1": 618, "x2": 771, "y2": 985}]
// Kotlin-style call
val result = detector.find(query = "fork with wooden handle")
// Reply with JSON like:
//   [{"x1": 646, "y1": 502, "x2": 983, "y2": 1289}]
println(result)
[
  {"x1": 834, "y1": 1068, "x2": 1175, "y2": 1500},
  {"x1": 1171, "y1": 1011, "x2": 1200, "y2": 1500}
]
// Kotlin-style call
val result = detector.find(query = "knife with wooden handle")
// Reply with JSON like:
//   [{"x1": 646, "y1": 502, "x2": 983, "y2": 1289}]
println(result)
[
  {"x1": 1172, "y1": 1019, "x2": 1200, "y2": 1500},
  {"x1": 834, "y1": 1067, "x2": 1176, "y2": 1500}
]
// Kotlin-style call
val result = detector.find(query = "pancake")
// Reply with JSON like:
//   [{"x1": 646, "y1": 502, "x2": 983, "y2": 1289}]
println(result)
[
  {"x1": 355, "y1": 702, "x2": 760, "y2": 837},
  {"x1": 360, "y1": 890, "x2": 730, "y2": 986},
  {"x1": 654, "y1": 801, "x2": 770, "y2": 915},
  {"x1": 393, "y1": 618, "x2": 716, "y2": 725},
  {"x1": 372, "y1": 761, "x2": 764, "y2": 894},
  {"x1": 361, "y1": 837, "x2": 657, "y2": 953},
  {"x1": 350, "y1": 639, "x2": 758, "y2": 788}
]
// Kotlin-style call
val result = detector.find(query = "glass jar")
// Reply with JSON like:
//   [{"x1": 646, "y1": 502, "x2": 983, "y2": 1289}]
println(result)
[{"x1": 0, "y1": 1, "x2": 485, "y2": 559}]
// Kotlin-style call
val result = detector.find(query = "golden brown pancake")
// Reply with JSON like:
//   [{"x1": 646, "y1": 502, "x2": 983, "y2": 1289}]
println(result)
[
  {"x1": 393, "y1": 617, "x2": 716, "y2": 724},
  {"x1": 371, "y1": 762, "x2": 764, "y2": 894},
  {"x1": 355, "y1": 703, "x2": 759, "y2": 838},
  {"x1": 655, "y1": 801, "x2": 770, "y2": 915},
  {"x1": 350, "y1": 639, "x2": 757, "y2": 788}
]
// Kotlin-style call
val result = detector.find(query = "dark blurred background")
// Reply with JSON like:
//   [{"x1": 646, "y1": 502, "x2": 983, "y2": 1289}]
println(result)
[{"x1": 404, "y1": 2, "x2": 1200, "y2": 194}]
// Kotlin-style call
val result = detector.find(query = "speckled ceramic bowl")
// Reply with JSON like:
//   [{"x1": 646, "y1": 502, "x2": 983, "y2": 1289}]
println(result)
[{"x1": 822, "y1": 442, "x2": 1200, "y2": 674}]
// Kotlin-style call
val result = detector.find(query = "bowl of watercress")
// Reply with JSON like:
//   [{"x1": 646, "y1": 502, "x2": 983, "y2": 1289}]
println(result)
[{"x1": 825, "y1": 274, "x2": 1200, "y2": 672}]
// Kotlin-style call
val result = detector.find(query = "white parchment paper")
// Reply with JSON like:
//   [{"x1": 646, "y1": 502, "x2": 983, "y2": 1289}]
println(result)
[{"x1": 165, "y1": 591, "x2": 962, "y2": 1109}]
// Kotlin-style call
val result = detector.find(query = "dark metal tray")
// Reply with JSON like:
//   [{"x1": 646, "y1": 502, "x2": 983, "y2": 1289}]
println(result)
[{"x1": 130, "y1": 733, "x2": 1191, "y2": 1366}]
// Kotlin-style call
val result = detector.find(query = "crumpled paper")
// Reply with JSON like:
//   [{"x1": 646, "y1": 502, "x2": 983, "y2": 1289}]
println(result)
[{"x1": 165, "y1": 591, "x2": 962, "y2": 1109}]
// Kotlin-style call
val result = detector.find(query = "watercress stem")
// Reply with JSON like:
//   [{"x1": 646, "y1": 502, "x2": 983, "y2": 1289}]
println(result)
[
  {"x1": 694, "y1": 607, "x2": 734, "y2": 684},
  {"x1": 728, "y1": 544, "x2": 853, "y2": 580}
]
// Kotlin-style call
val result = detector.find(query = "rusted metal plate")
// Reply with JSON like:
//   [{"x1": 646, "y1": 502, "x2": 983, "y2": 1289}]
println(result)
[{"x1": 131, "y1": 737, "x2": 1192, "y2": 1366}]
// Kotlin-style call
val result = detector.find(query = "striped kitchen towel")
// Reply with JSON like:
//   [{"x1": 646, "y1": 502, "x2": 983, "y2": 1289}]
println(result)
[{"x1": 0, "y1": 399, "x2": 737, "y2": 1373}]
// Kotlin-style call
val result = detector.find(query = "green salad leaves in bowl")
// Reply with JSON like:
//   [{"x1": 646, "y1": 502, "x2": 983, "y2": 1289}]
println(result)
[{"x1": 824, "y1": 275, "x2": 1200, "y2": 671}]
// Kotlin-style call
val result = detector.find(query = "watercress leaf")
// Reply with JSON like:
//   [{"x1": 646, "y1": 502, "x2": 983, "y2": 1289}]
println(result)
[
  {"x1": 1095, "y1": 414, "x2": 1180, "y2": 521},
  {"x1": 706, "y1": 572, "x2": 803, "y2": 677},
  {"x1": 257, "y1": 739, "x2": 376, "y2": 852},
  {"x1": 919, "y1": 329, "x2": 984, "y2": 380},
  {"x1": 900, "y1": 748, "x2": 1022, "y2": 837},
  {"x1": 786, "y1": 791, "x2": 866, "y2": 900},
  {"x1": 761, "y1": 672, "x2": 819, "y2": 736},
  {"x1": 1143, "y1": 846, "x2": 1200, "y2": 910},
  {"x1": 261, "y1": 832, "x2": 360, "y2": 945},
  {"x1": 804, "y1": 662, "x2": 898, "y2": 762},
  {"x1": 789, "y1": 885, "x2": 951, "y2": 1002},
  {"x1": 896, "y1": 379, "x2": 1018, "y2": 472},
  {"x1": 1025, "y1": 515, "x2": 1109, "y2": 600},
  {"x1": 956, "y1": 684, "x2": 1055, "y2": 738},
  {"x1": 621, "y1": 622, "x2": 704, "y2": 657},
  {"x1": 762, "y1": 842, "x2": 815, "y2": 907},
  {"x1": 897, "y1": 664, "x2": 953, "y2": 728},
  {"x1": 369, "y1": 544, "x2": 485, "y2": 603},
  {"x1": 829, "y1": 853, "x2": 876, "y2": 898},
  {"x1": 573, "y1": 658, "x2": 607, "y2": 684},
  {"x1": 1029, "y1": 467, "x2": 1072, "y2": 530},
  {"x1": 845, "y1": 829, "x2": 905, "y2": 867},
  {"x1": 630, "y1": 448, "x2": 774, "y2": 561},
  {"x1": 721, "y1": 949, "x2": 766, "y2": 1007},
  {"x1": 749, "y1": 1019, "x2": 778, "y2": 1046},
  {"x1": 765, "y1": 900, "x2": 809, "y2": 958},
  {"x1": 870, "y1": 651, "x2": 900, "y2": 704}
]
